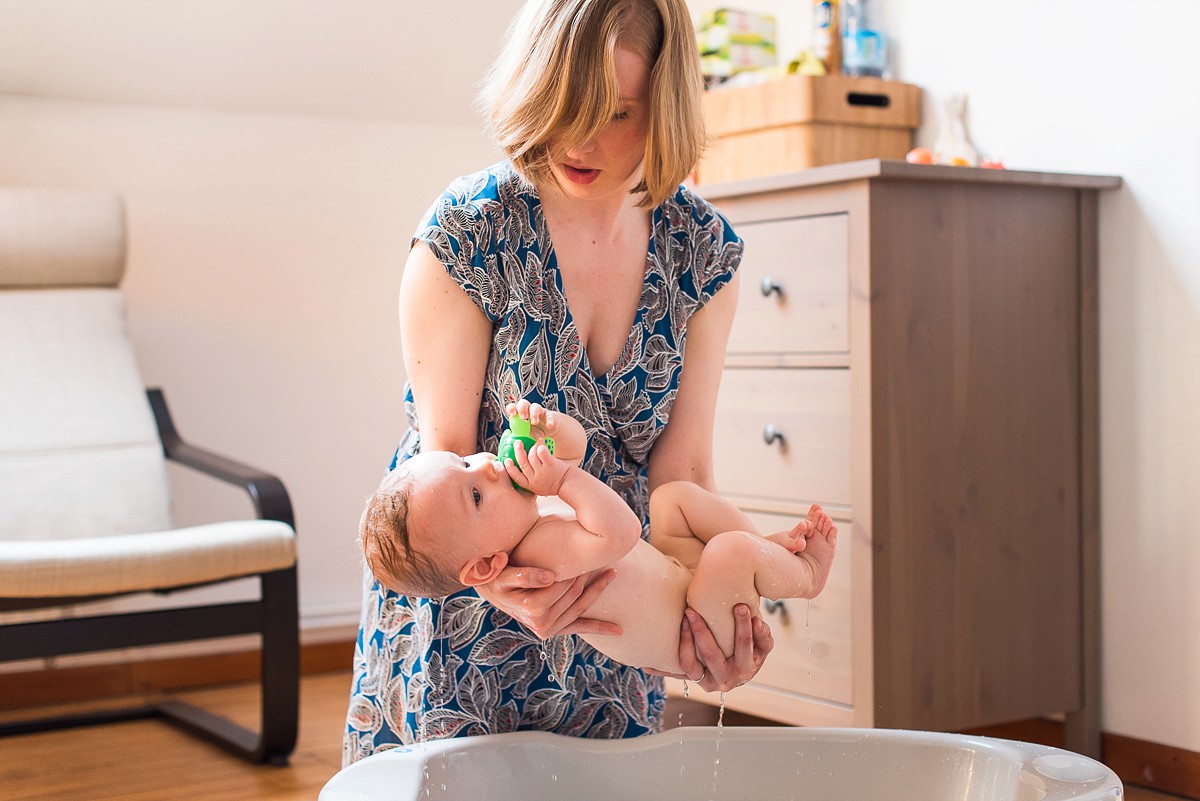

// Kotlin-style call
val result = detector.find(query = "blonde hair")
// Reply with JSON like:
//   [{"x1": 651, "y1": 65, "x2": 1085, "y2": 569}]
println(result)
[
  {"x1": 359, "y1": 469, "x2": 464, "y2": 598},
  {"x1": 479, "y1": 0, "x2": 705, "y2": 207}
]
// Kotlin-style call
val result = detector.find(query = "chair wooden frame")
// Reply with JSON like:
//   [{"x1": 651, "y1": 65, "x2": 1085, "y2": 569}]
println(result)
[{"x1": 0, "y1": 388, "x2": 299, "y2": 765}]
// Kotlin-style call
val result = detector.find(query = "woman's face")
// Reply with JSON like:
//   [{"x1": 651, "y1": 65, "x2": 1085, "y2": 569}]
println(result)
[{"x1": 547, "y1": 46, "x2": 651, "y2": 202}]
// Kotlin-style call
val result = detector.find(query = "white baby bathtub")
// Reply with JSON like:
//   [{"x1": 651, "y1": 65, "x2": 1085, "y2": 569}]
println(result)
[{"x1": 321, "y1": 726, "x2": 1122, "y2": 801}]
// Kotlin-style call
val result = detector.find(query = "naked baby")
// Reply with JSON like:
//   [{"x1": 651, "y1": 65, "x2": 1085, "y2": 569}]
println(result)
[{"x1": 359, "y1": 400, "x2": 838, "y2": 675}]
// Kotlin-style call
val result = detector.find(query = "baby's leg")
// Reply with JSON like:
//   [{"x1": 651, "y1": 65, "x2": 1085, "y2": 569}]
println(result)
[
  {"x1": 650, "y1": 481, "x2": 759, "y2": 568},
  {"x1": 687, "y1": 510, "x2": 838, "y2": 656}
]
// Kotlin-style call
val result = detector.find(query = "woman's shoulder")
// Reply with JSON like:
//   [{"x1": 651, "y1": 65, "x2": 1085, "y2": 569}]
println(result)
[
  {"x1": 434, "y1": 162, "x2": 533, "y2": 217},
  {"x1": 657, "y1": 184, "x2": 741, "y2": 253},
  {"x1": 661, "y1": 183, "x2": 737, "y2": 239},
  {"x1": 417, "y1": 162, "x2": 537, "y2": 251}
]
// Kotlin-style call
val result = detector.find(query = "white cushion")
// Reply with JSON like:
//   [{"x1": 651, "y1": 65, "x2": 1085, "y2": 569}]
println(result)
[
  {"x1": 0, "y1": 288, "x2": 171, "y2": 538},
  {"x1": 0, "y1": 448, "x2": 171, "y2": 542},
  {"x1": 0, "y1": 520, "x2": 296, "y2": 598}
]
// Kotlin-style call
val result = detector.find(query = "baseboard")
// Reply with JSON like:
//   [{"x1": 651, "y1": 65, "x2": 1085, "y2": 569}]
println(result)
[{"x1": 0, "y1": 639, "x2": 354, "y2": 711}]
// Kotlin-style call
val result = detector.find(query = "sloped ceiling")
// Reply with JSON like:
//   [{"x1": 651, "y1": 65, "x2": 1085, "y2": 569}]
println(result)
[{"x1": 0, "y1": 0, "x2": 526, "y2": 125}]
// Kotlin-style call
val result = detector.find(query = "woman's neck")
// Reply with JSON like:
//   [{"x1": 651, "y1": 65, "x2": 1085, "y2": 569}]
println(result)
[{"x1": 538, "y1": 180, "x2": 649, "y2": 244}]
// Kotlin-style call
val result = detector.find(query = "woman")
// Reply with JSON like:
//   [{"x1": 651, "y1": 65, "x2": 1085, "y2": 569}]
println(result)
[{"x1": 344, "y1": 0, "x2": 773, "y2": 763}]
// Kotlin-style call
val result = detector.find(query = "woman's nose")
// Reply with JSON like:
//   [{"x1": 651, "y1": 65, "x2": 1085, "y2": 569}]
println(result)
[{"x1": 564, "y1": 137, "x2": 597, "y2": 160}]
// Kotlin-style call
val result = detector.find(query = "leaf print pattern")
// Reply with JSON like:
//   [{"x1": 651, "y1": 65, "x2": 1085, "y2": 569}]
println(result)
[
  {"x1": 344, "y1": 162, "x2": 742, "y2": 764},
  {"x1": 438, "y1": 595, "x2": 490, "y2": 650},
  {"x1": 470, "y1": 628, "x2": 537, "y2": 666},
  {"x1": 517, "y1": 327, "x2": 551, "y2": 397}
]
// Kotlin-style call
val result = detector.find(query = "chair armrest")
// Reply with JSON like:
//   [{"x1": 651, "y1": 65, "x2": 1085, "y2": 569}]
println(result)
[{"x1": 147, "y1": 388, "x2": 295, "y2": 530}]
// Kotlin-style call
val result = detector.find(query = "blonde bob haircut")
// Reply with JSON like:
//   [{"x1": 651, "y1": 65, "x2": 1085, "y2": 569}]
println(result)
[{"x1": 479, "y1": 0, "x2": 706, "y2": 208}]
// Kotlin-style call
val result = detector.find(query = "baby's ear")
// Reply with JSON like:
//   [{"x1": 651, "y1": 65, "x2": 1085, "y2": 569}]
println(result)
[{"x1": 458, "y1": 551, "x2": 509, "y2": 587}]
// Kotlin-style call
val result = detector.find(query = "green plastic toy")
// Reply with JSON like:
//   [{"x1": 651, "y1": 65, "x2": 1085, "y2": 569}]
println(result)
[{"x1": 496, "y1": 414, "x2": 555, "y2": 490}]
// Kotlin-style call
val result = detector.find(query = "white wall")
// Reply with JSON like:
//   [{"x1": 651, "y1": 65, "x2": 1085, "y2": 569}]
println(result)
[
  {"x1": 1, "y1": 0, "x2": 1196, "y2": 755},
  {"x1": 0, "y1": 1, "x2": 516, "y2": 641},
  {"x1": 692, "y1": 0, "x2": 1200, "y2": 755}
]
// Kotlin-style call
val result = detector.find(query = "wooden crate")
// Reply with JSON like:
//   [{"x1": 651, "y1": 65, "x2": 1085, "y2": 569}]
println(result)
[{"x1": 698, "y1": 74, "x2": 921, "y2": 184}]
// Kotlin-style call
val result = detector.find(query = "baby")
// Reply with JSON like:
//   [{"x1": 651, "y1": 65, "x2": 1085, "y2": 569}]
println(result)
[{"x1": 359, "y1": 401, "x2": 838, "y2": 676}]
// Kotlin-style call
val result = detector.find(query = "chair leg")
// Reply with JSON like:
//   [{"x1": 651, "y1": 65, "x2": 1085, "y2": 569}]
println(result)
[
  {"x1": 0, "y1": 705, "x2": 160, "y2": 737},
  {"x1": 0, "y1": 570, "x2": 299, "y2": 764},
  {"x1": 155, "y1": 566, "x2": 300, "y2": 764},
  {"x1": 259, "y1": 564, "x2": 300, "y2": 764}
]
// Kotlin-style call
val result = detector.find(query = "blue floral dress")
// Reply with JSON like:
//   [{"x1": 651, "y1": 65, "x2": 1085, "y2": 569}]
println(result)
[{"x1": 343, "y1": 162, "x2": 742, "y2": 764}]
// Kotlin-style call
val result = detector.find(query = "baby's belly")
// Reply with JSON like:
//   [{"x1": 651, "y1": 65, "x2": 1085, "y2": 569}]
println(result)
[{"x1": 581, "y1": 541, "x2": 692, "y2": 674}]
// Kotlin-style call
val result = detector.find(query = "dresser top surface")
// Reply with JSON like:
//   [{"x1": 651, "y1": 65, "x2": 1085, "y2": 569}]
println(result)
[{"x1": 694, "y1": 159, "x2": 1123, "y2": 201}]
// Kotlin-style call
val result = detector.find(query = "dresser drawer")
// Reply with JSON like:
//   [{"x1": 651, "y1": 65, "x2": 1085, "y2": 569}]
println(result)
[
  {"x1": 728, "y1": 214, "x2": 849, "y2": 355},
  {"x1": 745, "y1": 511, "x2": 854, "y2": 707},
  {"x1": 713, "y1": 368, "x2": 852, "y2": 507}
]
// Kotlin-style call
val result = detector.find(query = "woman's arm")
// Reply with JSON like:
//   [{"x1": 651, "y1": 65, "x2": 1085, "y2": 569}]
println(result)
[
  {"x1": 401, "y1": 242, "x2": 619, "y2": 636},
  {"x1": 645, "y1": 272, "x2": 739, "y2": 493},
  {"x1": 399, "y1": 242, "x2": 491, "y2": 455},
  {"x1": 646, "y1": 273, "x2": 776, "y2": 692}
]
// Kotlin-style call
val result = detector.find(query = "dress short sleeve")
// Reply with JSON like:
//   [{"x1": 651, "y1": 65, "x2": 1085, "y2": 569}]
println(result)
[
  {"x1": 660, "y1": 185, "x2": 744, "y2": 318},
  {"x1": 411, "y1": 169, "x2": 504, "y2": 322}
]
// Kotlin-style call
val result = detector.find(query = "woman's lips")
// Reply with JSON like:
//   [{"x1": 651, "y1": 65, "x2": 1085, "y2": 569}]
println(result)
[{"x1": 562, "y1": 164, "x2": 601, "y2": 185}]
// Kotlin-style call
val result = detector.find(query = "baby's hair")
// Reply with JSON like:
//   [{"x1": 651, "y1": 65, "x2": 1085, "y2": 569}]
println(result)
[{"x1": 359, "y1": 467, "x2": 465, "y2": 598}]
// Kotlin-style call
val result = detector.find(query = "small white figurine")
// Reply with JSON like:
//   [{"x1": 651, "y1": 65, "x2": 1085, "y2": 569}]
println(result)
[{"x1": 933, "y1": 93, "x2": 978, "y2": 167}]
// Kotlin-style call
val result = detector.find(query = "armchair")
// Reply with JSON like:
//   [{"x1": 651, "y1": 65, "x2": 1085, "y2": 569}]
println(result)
[{"x1": 0, "y1": 188, "x2": 299, "y2": 764}]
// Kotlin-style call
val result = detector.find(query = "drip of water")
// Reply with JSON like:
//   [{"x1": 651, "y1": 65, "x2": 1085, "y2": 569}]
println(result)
[
  {"x1": 678, "y1": 681, "x2": 687, "y2": 776},
  {"x1": 806, "y1": 599, "x2": 813, "y2": 679},
  {"x1": 710, "y1": 691, "x2": 727, "y2": 798},
  {"x1": 418, "y1": 596, "x2": 443, "y2": 799}
]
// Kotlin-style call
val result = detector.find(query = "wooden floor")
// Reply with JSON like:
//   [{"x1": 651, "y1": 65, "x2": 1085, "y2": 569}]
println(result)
[{"x1": 0, "y1": 671, "x2": 1187, "y2": 801}]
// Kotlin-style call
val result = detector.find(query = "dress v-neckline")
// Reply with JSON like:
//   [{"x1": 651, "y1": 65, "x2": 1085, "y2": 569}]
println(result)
[{"x1": 533, "y1": 198, "x2": 658, "y2": 383}]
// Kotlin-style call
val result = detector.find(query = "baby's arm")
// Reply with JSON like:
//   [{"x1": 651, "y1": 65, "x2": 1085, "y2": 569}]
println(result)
[{"x1": 506, "y1": 440, "x2": 642, "y2": 578}]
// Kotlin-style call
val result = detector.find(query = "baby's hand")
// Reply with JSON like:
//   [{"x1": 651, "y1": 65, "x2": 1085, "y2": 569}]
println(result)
[
  {"x1": 502, "y1": 440, "x2": 571, "y2": 497},
  {"x1": 506, "y1": 399, "x2": 561, "y2": 440}
]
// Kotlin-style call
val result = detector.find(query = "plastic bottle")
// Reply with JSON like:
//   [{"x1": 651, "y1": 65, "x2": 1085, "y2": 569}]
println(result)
[
  {"x1": 811, "y1": 0, "x2": 840, "y2": 75},
  {"x1": 841, "y1": 0, "x2": 886, "y2": 77}
]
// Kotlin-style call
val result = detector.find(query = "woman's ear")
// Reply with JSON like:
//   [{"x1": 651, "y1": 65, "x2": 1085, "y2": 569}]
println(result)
[{"x1": 458, "y1": 551, "x2": 510, "y2": 587}]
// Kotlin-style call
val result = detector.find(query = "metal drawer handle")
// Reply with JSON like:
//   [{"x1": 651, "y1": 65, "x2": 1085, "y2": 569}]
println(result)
[
  {"x1": 763, "y1": 599, "x2": 788, "y2": 619},
  {"x1": 760, "y1": 276, "x2": 784, "y2": 298},
  {"x1": 762, "y1": 424, "x2": 786, "y2": 448}
]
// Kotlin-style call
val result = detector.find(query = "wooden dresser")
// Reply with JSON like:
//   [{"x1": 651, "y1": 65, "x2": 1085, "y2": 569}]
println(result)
[{"x1": 681, "y1": 160, "x2": 1120, "y2": 758}]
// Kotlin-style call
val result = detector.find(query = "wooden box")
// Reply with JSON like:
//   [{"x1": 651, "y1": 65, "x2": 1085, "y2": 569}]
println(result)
[{"x1": 697, "y1": 74, "x2": 921, "y2": 184}]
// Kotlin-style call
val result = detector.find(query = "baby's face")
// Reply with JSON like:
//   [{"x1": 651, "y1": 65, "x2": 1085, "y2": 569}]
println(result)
[{"x1": 403, "y1": 450, "x2": 539, "y2": 572}]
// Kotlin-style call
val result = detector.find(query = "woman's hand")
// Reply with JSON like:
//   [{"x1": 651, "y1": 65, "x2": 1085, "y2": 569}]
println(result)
[
  {"x1": 647, "y1": 604, "x2": 774, "y2": 692},
  {"x1": 477, "y1": 565, "x2": 624, "y2": 640}
]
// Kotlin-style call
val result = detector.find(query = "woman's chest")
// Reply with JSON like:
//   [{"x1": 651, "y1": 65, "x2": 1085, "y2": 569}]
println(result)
[{"x1": 547, "y1": 232, "x2": 652, "y2": 377}]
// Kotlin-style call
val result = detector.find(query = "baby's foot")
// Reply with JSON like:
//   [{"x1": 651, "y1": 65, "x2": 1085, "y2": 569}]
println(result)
[
  {"x1": 800, "y1": 504, "x2": 838, "y2": 597},
  {"x1": 766, "y1": 519, "x2": 812, "y2": 553}
]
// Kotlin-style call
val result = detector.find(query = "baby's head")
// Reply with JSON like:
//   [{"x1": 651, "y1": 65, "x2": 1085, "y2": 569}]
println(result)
[
  {"x1": 359, "y1": 450, "x2": 539, "y2": 598},
  {"x1": 359, "y1": 464, "x2": 459, "y2": 597}
]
